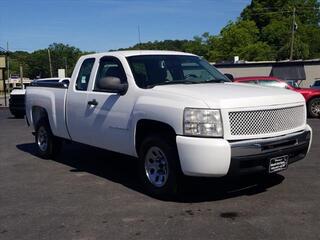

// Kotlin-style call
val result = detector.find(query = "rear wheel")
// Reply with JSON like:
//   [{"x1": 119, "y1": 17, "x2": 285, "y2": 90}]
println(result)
[
  {"x1": 308, "y1": 97, "x2": 320, "y2": 118},
  {"x1": 13, "y1": 114, "x2": 24, "y2": 119},
  {"x1": 35, "y1": 119, "x2": 62, "y2": 159},
  {"x1": 138, "y1": 135, "x2": 181, "y2": 197}
]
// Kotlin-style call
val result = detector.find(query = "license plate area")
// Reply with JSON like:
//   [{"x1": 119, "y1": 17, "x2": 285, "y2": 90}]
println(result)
[{"x1": 269, "y1": 155, "x2": 289, "y2": 173}]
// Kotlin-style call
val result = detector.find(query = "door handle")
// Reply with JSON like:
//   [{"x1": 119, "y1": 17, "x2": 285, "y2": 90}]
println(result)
[{"x1": 87, "y1": 99, "x2": 98, "y2": 106}]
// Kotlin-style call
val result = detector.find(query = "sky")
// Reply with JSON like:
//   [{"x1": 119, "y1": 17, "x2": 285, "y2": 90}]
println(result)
[{"x1": 0, "y1": 0, "x2": 251, "y2": 52}]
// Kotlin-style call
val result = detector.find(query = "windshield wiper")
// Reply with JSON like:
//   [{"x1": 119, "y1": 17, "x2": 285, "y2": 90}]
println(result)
[{"x1": 146, "y1": 80, "x2": 199, "y2": 88}]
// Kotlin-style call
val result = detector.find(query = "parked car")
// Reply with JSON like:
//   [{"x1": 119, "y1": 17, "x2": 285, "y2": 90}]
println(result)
[
  {"x1": 9, "y1": 88, "x2": 26, "y2": 118},
  {"x1": 9, "y1": 78, "x2": 70, "y2": 118},
  {"x1": 285, "y1": 80, "x2": 299, "y2": 88},
  {"x1": 234, "y1": 76, "x2": 320, "y2": 118},
  {"x1": 25, "y1": 51, "x2": 312, "y2": 197},
  {"x1": 311, "y1": 80, "x2": 320, "y2": 89}
]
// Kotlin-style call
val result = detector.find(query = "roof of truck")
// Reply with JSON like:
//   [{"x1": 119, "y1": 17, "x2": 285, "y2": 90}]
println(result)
[{"x1": 83, "y1": 50, "x2": 197, "y2": 58}]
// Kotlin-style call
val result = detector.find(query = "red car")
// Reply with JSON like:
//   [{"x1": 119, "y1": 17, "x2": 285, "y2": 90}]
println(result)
[{"x1": 234, "y1": 76, "x2": 320, "y2": 117}]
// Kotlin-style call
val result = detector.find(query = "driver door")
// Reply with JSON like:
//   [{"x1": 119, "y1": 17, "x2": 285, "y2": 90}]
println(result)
[{"x1": 85, "y1": 56, "x2": 135, "y2": 155}]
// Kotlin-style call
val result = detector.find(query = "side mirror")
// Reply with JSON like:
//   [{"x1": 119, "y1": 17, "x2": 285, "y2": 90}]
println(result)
[
  {"x1": 61, "y1": 79, "x2": 70, "y2": 87},
  {"x1": 97, "y1": 77, "x2": 128, "y2": 95},
  {"x1": 224, "y1": 73, "x2": 234, "y2": 81}
]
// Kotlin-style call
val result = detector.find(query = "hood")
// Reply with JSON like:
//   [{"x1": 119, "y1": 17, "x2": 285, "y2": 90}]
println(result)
[{"x1": 152, "y1": 82, "x2": 305, "y2": 109}]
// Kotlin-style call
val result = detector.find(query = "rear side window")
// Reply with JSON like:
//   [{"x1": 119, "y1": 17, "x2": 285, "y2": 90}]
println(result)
[{"x1": 75, "y1": 58, "x2": 95, "y2": 91}]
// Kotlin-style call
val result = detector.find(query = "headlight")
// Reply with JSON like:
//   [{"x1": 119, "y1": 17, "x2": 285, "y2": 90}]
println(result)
[{"x1": 184, "y1": 108, "x2": 223, "y2": 137}]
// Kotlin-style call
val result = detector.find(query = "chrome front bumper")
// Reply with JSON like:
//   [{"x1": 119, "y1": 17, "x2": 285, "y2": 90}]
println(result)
[
  {"x1": 176, "y1": 125, "x2": 312, "y2": 177},
  {"x1": 228, "y1": 126, "x2": 312, "y2": 175}
]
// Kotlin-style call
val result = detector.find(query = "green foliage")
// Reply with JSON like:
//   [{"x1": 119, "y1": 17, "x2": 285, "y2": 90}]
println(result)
[
  {"x1": 117, "y1": 39, "x2": 192, "y2": 52},
  {"x1": 8, "y1": 43, "x2": 86, "y2": 79},
  {"x1": 241, "y1": 0, "x2": 320, "y2": 59},
  {"x1": 6, "y1": 0, "x2": 320, "y2": 78},
  {"x1": 207, "y1": 20, "x2": 272, "y2": 61},
  {"x1": 119, "y1": 0, "x2": 320, "y2": 61},
  {"x1": 239, "y1": 42, "x2": 276, "y2": 61}
]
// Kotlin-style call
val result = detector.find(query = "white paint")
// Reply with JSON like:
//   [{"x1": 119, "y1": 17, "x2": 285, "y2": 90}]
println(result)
[
  {"x1": 25, "y1": 50, "x2": 312, "y2": 176},
  {"x1": 176, "y1": 136, "x2": 231, "y2": 176}
]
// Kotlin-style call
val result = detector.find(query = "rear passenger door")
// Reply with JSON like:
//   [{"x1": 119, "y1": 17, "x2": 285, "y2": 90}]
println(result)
[{"x1": 66, "y1": 57, "x2": 96, "y2": 143}]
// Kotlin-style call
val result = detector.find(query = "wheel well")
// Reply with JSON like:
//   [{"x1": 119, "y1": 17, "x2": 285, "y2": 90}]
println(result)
[
  {"x1": 307, "y1": 96, "x2": 320, "y2": 105},
  {"x1": 135, "y1": 120, "x2": 176, "y2": 153},
  {"x1": 32, "y1": 106, "x2": 49, "y2": 129}
]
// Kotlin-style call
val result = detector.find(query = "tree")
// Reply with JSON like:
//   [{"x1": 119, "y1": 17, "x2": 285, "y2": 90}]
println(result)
[
  {"x1": 26, "y1": 43, "x2": 84, "y2": 79},
  {"x1": 239, "y1": 42, "x2": 275, "y2": 61},
  {"x1": 8, "y1": 51, "x2": 31, "y2": 78},
  {"x1": 48, "y1": 43, "x2": 83, "y2": 77},
  {"x1": 184, "y1": 33, "x2": 211, "y2": 59},
  {"x1": 6, "y1": 43, "x2": 86, "y2": 79},
  {"x1": 6, "y1": 0, "x2": 320, "y2": 78},
  {"x1": 241, "y1": 0, "x2": 320, "y2": 59},
  {"x1": 208, "y1": 20, "x2": 274, "y2": 61}
]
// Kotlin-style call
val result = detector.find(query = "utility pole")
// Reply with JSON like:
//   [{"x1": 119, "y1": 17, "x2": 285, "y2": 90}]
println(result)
[
  {"x1": 47, "y1": 48, "x2": 53, "y2": 77},
  {"x1": 7, "y1": 42, "x2": 10, "y2": 93},
  {"x1": 290, "y1": 7, "x2": 296, "y2": 61},
  {"x1": 3, "y1": 55, "x2": 8, "y2": 107},
  {"x1": 20, "y1": 65, "x2": 23, "y2": 88},
  {"x1": 64, "y1": 57, "x2": 68, "y2": 77}
]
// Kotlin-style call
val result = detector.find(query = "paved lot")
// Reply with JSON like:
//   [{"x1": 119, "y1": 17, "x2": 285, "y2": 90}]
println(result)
[
  {"x1": 0, "y1": 95, "x2": 9, "y2": 107},
  {"x1": 0, "y1": 108, "x2": 319, "y2": 240}
]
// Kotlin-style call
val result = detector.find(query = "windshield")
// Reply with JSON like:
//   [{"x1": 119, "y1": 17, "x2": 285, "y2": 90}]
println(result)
[
  {"x1": 127, "y1": 55, "x2": 230, "y2": 88},
  {"x1": 258, "y1": 80, "x2": 288, "y2": 89},
  {"x1": 286, "y1": 80, "x2": 299, "y2": 88}
]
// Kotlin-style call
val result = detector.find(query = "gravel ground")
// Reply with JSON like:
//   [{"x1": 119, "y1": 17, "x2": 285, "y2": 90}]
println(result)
[{"x1": 0, "y1": 108, "x2": 319, "y2": 240}]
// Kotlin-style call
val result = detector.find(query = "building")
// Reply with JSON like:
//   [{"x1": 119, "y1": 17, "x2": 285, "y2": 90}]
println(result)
[
  {"x1": 215, "y1": 59, "x2": 320, "y2": 88},
  {"x1": 1, "y1": 76, "x2": 32, "y2": 92}
]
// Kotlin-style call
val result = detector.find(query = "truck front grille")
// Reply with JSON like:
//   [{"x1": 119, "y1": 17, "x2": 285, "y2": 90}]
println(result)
[{"x1": 228, "y1": 105, "x2": 305, "y2": 136}]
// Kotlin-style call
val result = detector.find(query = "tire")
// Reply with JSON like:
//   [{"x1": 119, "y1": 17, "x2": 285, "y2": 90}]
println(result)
[
  {"x1": 307, "y1": 97, "x2": 320, "y2": 118},
  {"x1": 35, "y1": 119, "x2": 62, "y2": 159},
  {"x1": 138, "y1": 134, "x2": 182, "y2": 197},
  {"x1": 13, "y1": 114, "x2": 24, "y2": 119},
  {"x1": 9, "y1": 110, "x2": 24, "y2": 118}
]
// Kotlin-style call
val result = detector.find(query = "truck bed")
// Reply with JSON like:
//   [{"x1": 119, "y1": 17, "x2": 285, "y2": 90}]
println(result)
[{"x1": 25, "y1": 85, "x2": 70, "y2": 140}]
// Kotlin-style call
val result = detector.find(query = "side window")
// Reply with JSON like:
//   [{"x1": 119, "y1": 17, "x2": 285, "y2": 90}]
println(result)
[
  {"x1": 75, "y1": 58, "x2": 95, "y2": 91},
  {"x1": 243, "y1": 80, "x2": 257, "y2": 84},
  {"x1": 94, "y1": 57, "x2": 126, "y2": 91}
]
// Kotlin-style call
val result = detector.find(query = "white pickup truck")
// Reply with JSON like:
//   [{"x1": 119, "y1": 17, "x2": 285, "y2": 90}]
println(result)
[{"x1": 26, "y1": 50, "x2": 312, "y2": 196}]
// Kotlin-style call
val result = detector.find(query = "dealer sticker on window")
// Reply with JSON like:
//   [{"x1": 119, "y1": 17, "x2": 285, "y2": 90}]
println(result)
[{"x1": 269, "y1": 155, "x2": 289, "y2": 173}]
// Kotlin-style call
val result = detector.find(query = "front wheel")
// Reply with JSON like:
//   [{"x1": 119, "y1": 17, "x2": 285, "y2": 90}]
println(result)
[
  {"x1": 138, "y1": 135, "x2": 181, "y2": 197},
  {"x1": 308, "y1": 97, "x2": 320, "y2": 118},
  {"x1": 35, "y1": 119, "x2": 62, "y2": 159}
]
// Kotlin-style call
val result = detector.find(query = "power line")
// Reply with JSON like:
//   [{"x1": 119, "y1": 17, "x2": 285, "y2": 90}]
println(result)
[
  {"x1": 290, "y1": 7, "x2": 296, "y2": 60},
  {"x1": 0, "y1": 46, "x2": 7, "y2": 52}
]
